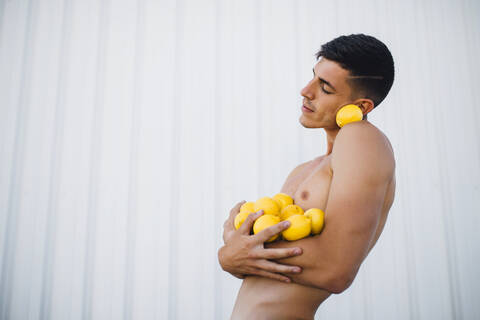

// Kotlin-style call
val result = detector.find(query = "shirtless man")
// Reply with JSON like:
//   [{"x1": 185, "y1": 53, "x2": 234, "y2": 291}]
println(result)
[{"x1": 218, "y1": 34, "x2": 396, "y2": 319}]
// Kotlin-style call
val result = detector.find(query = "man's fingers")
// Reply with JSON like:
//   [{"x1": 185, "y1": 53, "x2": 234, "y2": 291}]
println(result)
[
  {"x1": 223, "y1": 217, "x2": 234, "y2": 231},
  {"x1": 224, "y1": 200, "x2": 246, "y2": 232},
  {"x1": 256, "y1": 247, "x2": 303, "y2": 260},
  {"x1": 238, "y1": 210, "x2": 263, "y2": 234},
  {"x1": 229, "y1": 200, "x2": 246, "y2": 218},
  {"x1": 256, "y1": 259, "x2": 302, "y2": 275},
  {"x1": 252, "y1": 268, "x2": 292, "y2": 283},
  {"x1": 223, "y1": 219, "x2": 234, "y2": 237},
  {"x1": 223, "y1": 228, "x2": 235, "y2": 244},
  {"x1": 232, "y1": 273, "x2": 245, "y2": 280},
  {"x1": 253, "y1": 220, "x2": 291, "y2": 243}
]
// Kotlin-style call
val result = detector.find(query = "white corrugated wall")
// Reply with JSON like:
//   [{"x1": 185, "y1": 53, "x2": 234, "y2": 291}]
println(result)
[{"x1": 0, "y1": 0, "x2": 479, "y2": 319}]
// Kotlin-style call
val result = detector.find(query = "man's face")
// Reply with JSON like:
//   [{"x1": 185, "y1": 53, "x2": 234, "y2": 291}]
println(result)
[{"x1": 299, "y1": 58, "x2": 355, "y2": 129}]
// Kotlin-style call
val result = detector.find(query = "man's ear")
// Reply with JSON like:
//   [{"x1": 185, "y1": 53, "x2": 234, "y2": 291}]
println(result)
[{"x1": 353, "y1": 98, "x2": 374, "y2": 116}]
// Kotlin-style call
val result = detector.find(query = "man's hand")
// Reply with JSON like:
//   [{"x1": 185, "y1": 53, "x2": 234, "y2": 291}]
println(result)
[{"x1": 218, "y1": 201, "x2": 304, "y2": 283}]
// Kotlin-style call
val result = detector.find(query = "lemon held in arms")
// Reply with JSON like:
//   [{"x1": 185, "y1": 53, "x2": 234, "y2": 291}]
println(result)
[
  {"x1": 239, "y1": 201, "x2": 255, "y2": 214},
  {"x1": 282, "y1": 215, "x2": 311, "y2": 241},
  {"x1": 272, "y1": 193, "x2": 294, "y2": 211},
  {"x1": 234, "y1": 211, "x2": 251, "y2": 230},
  {"x1": 254, "y1": 197, "x2": 281, "y2": 216},
  {"x1": 336, "y1": 104, "x2": 363, "y2": 128},
  {"x1": 280, "y1": 204, "x2": 304, "y2": 221},
  {"x1": 304, "y1": 208, "x2": 325, "y2": 235},
  {"x1": 253, "y1": 214, "x2": 281, "y2": 242}
]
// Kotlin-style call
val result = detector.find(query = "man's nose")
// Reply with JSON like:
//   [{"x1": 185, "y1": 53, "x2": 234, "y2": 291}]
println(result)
[{"x1": 300, "y1": 80, "x2": 315, "y2": 100}]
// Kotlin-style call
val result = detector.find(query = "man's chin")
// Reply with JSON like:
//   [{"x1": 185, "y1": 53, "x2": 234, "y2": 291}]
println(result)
[{"x1": 299, "y1": 116, "x2": 321, "y2": 128}]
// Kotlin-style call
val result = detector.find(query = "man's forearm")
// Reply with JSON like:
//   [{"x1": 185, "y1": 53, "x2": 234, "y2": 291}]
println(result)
[{"x1": 265, "y1": 233, "x2": 349, "y2": 294}]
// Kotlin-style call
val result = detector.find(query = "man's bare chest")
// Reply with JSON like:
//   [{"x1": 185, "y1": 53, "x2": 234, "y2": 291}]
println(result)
[
  {"x1": 280, "y1": 156, "x2": 333, "y2": 213},
  {"x1": 280, "y1": 155, "x2": 395, "y2": 251}
]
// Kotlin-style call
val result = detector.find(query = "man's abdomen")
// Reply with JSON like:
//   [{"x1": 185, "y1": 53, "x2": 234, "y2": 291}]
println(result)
[{"x1": 231, "y1": 275, "x2": 332, "y2": 320}]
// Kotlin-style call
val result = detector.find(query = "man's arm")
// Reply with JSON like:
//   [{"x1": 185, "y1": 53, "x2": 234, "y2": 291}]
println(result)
[
  {"x1": 267, "y1": 122, "x2": 395, "y2": 293},
  {"x1": 218, "y1": 160, "x2": 315, "y2": 282},
  {"x1": 218, "y1": 203, "x2": 304, "y2": 283}
]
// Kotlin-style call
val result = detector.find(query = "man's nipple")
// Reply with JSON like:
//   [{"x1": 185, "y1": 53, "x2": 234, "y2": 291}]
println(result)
[{"x1": 300, "y1": 190, "x2": 309, "y2": 200}]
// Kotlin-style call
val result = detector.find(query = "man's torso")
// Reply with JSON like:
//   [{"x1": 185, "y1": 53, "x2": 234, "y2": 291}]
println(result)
[{"x1": 231, "y1": 126, "x2": 396, "y2": 320}]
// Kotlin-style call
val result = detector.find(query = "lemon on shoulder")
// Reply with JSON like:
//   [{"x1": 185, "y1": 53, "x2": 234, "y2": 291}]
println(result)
[
  {"x1": 253, "y1": 214, "x2": 281, "y2": 242},
  {"x1": 273, "y1": 193, "x2": 294, "y2": 211},
  {"x1": 304, "y1": 208, "x2": 325, "y2": 235},
  {"x1": 254, "y1": 197, "x2": 280, "y2": 216},
  {"x1": 234, "y1": 211, "x2": 251, "y2": 230},
  {"x1": 336, "y1": 104, "x2": 363, "y2": 128},
  {"x1": 282, "y1": 215, "x2": 311, "y2": 241},
  {"x1": 239, "y1": 201, "x2": 255, "y2": 214},
  {"x1": 280, "y1": 204, "x2": 304, "y2": 221}
]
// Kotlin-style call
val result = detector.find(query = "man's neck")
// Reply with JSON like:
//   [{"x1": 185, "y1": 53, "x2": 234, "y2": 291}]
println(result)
[{"x1": 324, "y1": 128, "x2": 340, "y2": 156}]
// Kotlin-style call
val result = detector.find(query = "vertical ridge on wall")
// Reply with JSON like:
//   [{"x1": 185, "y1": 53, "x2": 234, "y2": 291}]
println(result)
[
  {"x1": 213, "y1": 0, "x2": 223, "y2": 317},
  {"x1": 0, "y1": 0, "x2": 35, "y2": 318},
  {"x1": 167, "y1": 0, "x2": 183, "y2": 318},
  {"x1": 174, "y1": 0, "x2": 216, "y2": 317},
  {"x1": 428, "y1": 0, "x2": 464, "y2": 318},
  {"x1": 198, "y1": 3, "x2": 217, "y2": 315},
  {"x1": 395, "y1": 1, "x2": 420, "y2": 318},
  {"x1": 254, "y1": 0, "x2": 264, "y2": 195},
  {"x1": 293, "y1": 1, "x2": 303, "y2": 166},
  {"x1": 0, "y1": 0, "x2": 6, "y2": 47},
  {"x1": 81, "y1": 0, "x2": 109, "y2": 319},
  {"x1": 214, "y1": 1, "x2": 239, "y2": 318},
  {"x1": 39, "y1": 0, "x2": 71, "y2": 319},
  {"x1": 420, "y1": 0, "x2": 459, "y2": 318},
  {"x1": 122, "y1": 0, "x2": 144, "y2": 319},
  {"x1": 458, "y1": 1, "x2": 480, "y2": 316}
]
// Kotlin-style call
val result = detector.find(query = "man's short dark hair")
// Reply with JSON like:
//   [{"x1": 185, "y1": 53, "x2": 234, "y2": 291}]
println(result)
[{"x1": 315, "y1": 34, "x2": 395, "y2": 117}]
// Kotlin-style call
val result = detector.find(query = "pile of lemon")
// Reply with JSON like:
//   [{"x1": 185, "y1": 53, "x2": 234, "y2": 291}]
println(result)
[{"x1": 235, "y1": 193, "x2": 325, "y2": 242}]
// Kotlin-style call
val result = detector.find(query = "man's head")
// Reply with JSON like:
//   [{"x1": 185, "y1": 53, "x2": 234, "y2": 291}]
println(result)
[{"x1": 300, "y1": 34, "x2": 394, "y2": 129}]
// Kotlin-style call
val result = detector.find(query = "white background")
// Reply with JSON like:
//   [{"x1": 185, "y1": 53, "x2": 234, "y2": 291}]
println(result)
[{"x1": 0, "y1": 0, "x2": 479, "y2": 319}]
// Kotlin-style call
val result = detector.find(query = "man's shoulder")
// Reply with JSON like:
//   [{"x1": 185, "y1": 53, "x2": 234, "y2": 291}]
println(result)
[
  {"x1": 285, "y1": 159, "x2": 314, "y2": 180},
  {"x1": 333, "y1": 121, "x2": 395, "y2": 176},
  {"x1": 336, "y1": 121, "x2": 394, "y2": 155},
  {"x1": 337, "y1": 120, "x2": 387, "y2": 139},
  {"x1": 283, "y1": 154, "x2": 327, "y2": 185}
]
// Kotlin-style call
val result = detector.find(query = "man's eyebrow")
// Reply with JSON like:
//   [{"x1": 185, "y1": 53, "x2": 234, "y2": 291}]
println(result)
[{"x1": 312, "y1": 68, "x2": 336, "y2": 91}]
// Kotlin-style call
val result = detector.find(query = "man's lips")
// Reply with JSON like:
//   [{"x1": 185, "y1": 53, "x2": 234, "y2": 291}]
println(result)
[{"x1": 303, "y1": 104, "x2": 314, "y2": 112}]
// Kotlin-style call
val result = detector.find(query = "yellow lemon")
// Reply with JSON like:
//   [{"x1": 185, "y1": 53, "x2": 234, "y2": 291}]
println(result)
[
  {"x1": 304, "y1": 208, "x2": 325, "y2": 235},
  {"x1": 280, "y1": 204, "x2": 304, "y2": 221},
  {"x1": 282, "y1": 215, "x2": 311, "y2": 241},
  {"x1": 239, "y1": 201, "x2": 255, "y2": 214},
  {"x1": 253, "y1": 214, "x2": 281, "y2": 242},
  {"x1": 273, "y1": 193, "x2": 294, "y2": 211},
  {"x1": 234, "y1": 211, "x2": 251, "y2": 230},
  {"x1": 272, "y1": 198, "x2": 282, "y2": 210},
  {"x1": 254, "y1": 197, "x2": 281, "y2": 216},
  {"x1": 336, "y1": 104, "x2": 363, "y2": 128}
]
